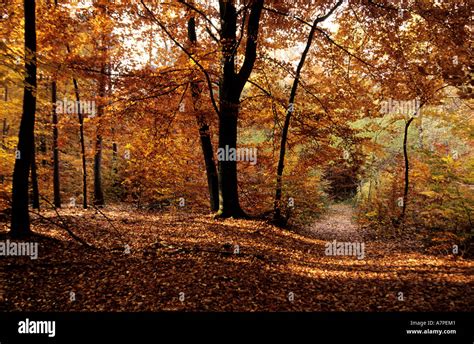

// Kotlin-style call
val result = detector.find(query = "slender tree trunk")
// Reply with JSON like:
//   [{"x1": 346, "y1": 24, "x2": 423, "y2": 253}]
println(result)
[
  {"x1": 51, "y1": 81, "x2": 61, "y2": 208},
  {"x1": 11, "y1": 0, "x2": 37, "y2": 237},
  {"x1": 197, "y1": 118, "x2": 219, "y2": 211},
  {"x1": 72, "y1": 77, "x2": 88, "y2": 209},
  {"x1": 187, "y1": 16, "x2": 219, "y2": 211},
  {"x1": 1, "y1": 118, "x2": 7, "y2": 146},
  {"x1": 31, "y1": 138, "x2": 39, "y2": 210},
  {"x1": 93, "y1": 134, "x2": 104, "y2": 206},
  {"x1": 1, "y1": 89, "x2": 8, "y2": 184},
  {"x1": 93, "y1": 68, "x2": 105, "y2": 207},
  {"x1": 49, "y1": 0, "x2": 61, "y2": 209},
  {"x1": 110, "y1": 53, "x2": 117, "y2": 186},
  {"x1": 111, "y1": 128, "x2": 118, "y2": 181},
  {"x1": 65, "y1": 42, "x2": 88, "y2": 209},
  {"x1": 400, "y1": 117, "x2": 414, "y2": 222},
  {"x1": 272, "y1": 1, "x2": 342, "y2": 223},
  {"x1": 39, "y1": 133, "x2": 46, "y2": 165},
  {"x1": 93, "y1": 4, "x2": 108, "y2": 207},
  {"x1": 274, "y1": 22, "x2": 317, "y2": 223}
]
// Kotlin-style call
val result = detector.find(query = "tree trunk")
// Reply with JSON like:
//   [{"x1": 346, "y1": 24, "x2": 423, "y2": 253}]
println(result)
[
  {"x1": 111, "y1": 134, "x2": 118, "y2": 176},
  {"x1": 274, "y1": 20, "x2": 317, "y2": 223},
  {"x1": 93, "y1": 69, "x2": 105, "y2": 207},
  {"x1": 1, "y1": 90, "x2": 8, "y2": 184},
  {"x1": 215, "y1": 0, "x2": 263, "y2": 218},
  {"x1": 187, "y1": 16, "x2": 219, "y2": 212},
  {"x1": 72, "y1": 77, "x2": 88, "y2": 209},
  {"x1": 11, "y1": 0, "x2": 37, "y2": 237},
  {"x1": 93, "y1": 133, "x2": 104, "y2": 206},
  {"x1": 31, "y1": 138, "x2": 40, "y2": 210},
  {"x1": 217, "y1": 1, "x2": 242, "y2": 217},
  {"x1": 400, "y1": 117, "x2": 414, "y2": 222},
  {"x1": 1, "y1": 118, "x2": 7, "y2": 146},
  {"x1": 51, "y1": 81, "x2": 61, "y2": 208},
  {"x1": 273, "y1": 1, "x2": 342, "y2": 223},
  {"x1": 217, "y1": 103, "x2": 244, "y2": 217},
  {"x1": 93, "y1": 4, "x2": 108, "y2": 207},
  {"x1": 197, "y1": 115, "x2": 219, "y2": 212}
]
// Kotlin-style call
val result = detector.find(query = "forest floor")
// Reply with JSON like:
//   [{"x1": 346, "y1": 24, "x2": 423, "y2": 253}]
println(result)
[{"x1": 0, "y1": 204, "x2": 472, "y2": 311}]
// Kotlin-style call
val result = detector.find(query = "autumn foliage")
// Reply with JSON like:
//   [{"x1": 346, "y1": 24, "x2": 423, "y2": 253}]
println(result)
[{"x1": 0, "y1": 0, "x2": 472, "y2": 313}]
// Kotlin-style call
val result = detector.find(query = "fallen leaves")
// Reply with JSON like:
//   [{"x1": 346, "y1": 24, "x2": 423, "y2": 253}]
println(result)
[{"x1": 0, "y1": 204, "x2": 472, "y2": 312}]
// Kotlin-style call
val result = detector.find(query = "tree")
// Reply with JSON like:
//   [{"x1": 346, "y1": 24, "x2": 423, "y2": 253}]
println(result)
[
  {"x1": 273, "y1": 0, "x2": 343, "y2": 223},
  {"x1": 72, "y1": 76, "x2": 88, "y2": 209},
  {"x1": 140, "y1": 0, "x2": 264, "y2": 217},
  {"x1": 31, "y1": 137, "x2": 40, "y2": 209},
  {"x1": 11, "y1": 0, "x2": 37, "y2": 237},
  {"x1": 93, "y1": 2, "x2": 110, "y2": 207},
  {"x1": 51, "y1": 80, "x2": 61, "y2": 208},
  {"x1": 215, "y1": 0, "x2": 264, "y2": 217},
  {"x1": 187, "y1": 15, "x2": 219, "y2": 212}
]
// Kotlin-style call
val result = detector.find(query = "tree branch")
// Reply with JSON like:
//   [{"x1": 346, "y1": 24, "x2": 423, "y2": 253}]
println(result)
[
  {"x1": 140, "y1": 0, "x2": 220, "y2": 117},
  {"x1": 237, "y1": 0, "x2": 264, "y2": 93}
]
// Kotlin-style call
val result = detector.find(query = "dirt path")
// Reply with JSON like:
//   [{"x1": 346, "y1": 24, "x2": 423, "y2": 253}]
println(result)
[{"x1": 307, "y1": 203, "x2": 363, "y2": 242}]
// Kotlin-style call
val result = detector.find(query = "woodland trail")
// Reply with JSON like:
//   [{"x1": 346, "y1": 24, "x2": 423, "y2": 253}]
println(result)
[{"x1": 307, "y1": 203, "x2": 363, "y2": 242}]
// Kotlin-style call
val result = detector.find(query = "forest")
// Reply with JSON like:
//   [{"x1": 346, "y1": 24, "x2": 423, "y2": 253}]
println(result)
[{"x1": 0, "y1": 0, "x2": 473, "y2": 314}]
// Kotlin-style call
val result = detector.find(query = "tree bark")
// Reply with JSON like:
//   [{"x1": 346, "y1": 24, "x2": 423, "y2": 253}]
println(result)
[
  {"x1": 93, "y1": 4, "x2": 108, "y2": 207},
  {"x1": 400, "y1": 117, "x2": 414, "y2": 222},
  {"x1": 72, "y1": 77, "x2": 88, "y2": 209},
  {"x1": 93, "y1": 68, "x2": 105, "y2": 207},
  {"x1": 31, "y1": 138, "x2": 40, "y2": 210},
  {"x1": 111, "y1": 133, "x2": 118, "y2": 175},
  {"x1": 1, "y1": 118, "x2": 7, "y2": 146},
  {"x1": 198, "y1": 118, "x2": 219, "y2": 211},
  {"x1": 217, "y1": 103, "x2": 243, "y2": 217},
  {"x1": 216, "y1": 0, "x2": 263, "y2": 218},
  {"x1": 51, "y1": 81, "x2": 61, "y2": 208},
  {"x1": 187, "y1": 16, "x2": 219, "y2": 212},
  {"x1": 11, "y1": 0, "x2": 37, "y2": 237},
  {"x1": 1, "y1": 89, "x2": 8, "y2": 184}
]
